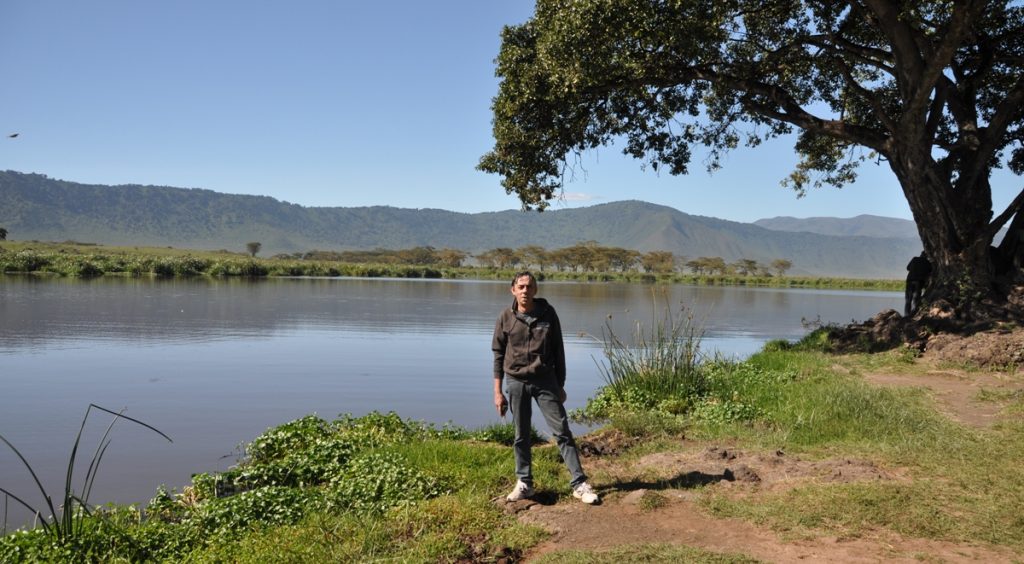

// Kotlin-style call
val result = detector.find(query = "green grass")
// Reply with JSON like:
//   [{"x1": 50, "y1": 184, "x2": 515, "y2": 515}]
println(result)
[
  {"x1": 534, "y1": 543, "x2": 762, "y2": 563},
  {"x1": 0, "y1": 411, "x2": 569, "y2": 562},
  {"x1": 189, "y1": 496, "x2": 546, "y2": 563},
  {"x1": 572, "y1": 317, "x2": 1023, "y2": 554},
  {"x1": 685, "y1": 349, "x2": 1024, "y2": 551}
]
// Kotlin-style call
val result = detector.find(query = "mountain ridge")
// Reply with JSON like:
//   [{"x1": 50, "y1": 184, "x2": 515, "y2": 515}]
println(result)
[
  {"x1": 754, "y1": 214, "x2": 920, "y2": 238},
  {"x1": 0, "y1": 171, "x2": 921, "y2": 278}
]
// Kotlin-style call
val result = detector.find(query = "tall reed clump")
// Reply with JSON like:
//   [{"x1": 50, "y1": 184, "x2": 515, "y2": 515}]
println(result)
[
  {"x1": 602, "y1": 302, "x2": 706, "y2": 399},
  {"x1": 576, "y1": 299, "x2": 709, "y2": 428},
  {"x1": 0, "y1": 404, "x2": 171, "y2": 545}
]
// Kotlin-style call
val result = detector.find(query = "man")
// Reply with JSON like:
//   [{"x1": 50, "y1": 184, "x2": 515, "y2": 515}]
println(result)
[
  {"x1": 492, "y1": 271, "x2": 599, "y2": 504},
  {"x1": 905, "y1": 251, "x2": 932, "y2": 317}
]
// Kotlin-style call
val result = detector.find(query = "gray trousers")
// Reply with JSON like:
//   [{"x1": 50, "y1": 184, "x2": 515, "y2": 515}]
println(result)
[{"x1": 505, "y1": 375, "x2": 587, "y2": 488}]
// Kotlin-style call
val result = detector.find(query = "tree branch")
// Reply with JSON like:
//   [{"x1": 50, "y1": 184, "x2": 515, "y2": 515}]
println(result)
[
  {"x1": 906, "y1": 1, "x2": 985, "y2": 121},
  {"x1": 863, "y1": 0, "x2": 926, "y2": 101},
  {"x1": 960, "y1": 77, "x2": 1024, "y2": 191},
  {"x1": 978, "y1": 77, "x2": 1024, "y2": 160},
  {"x1": 833, "y1": 56, "x2": 899, "y2": 133},
  {"x1": 924, "y1": 82, "x2": 948, "y2": 140},
  {"x1": 805, "y1": 34, "x2": 895, "y2": 77},
  {"x1": 988, "y1": 186, "x2": 1024, "y2": 240},
  {"x1": 645, "y1": 64, "x2": 890, "y2": 152}
]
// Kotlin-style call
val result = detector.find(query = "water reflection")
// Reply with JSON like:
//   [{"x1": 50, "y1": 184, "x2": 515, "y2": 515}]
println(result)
[{"x1": 1, "y1": 277, "x2": 898, "y2": 352}]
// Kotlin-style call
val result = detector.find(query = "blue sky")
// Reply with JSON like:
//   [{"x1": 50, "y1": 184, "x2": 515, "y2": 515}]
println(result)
[{"x1": 1, "y1": 1, "x2": 1019, "y2": 223}]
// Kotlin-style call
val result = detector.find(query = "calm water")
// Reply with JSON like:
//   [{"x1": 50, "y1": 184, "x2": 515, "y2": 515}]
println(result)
[{"x1": 0, "y1": 276, "x2": 901, "y2": 527}]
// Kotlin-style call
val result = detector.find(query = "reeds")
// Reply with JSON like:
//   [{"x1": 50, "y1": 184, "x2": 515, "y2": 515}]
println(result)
[
  {"x1": 596, "y1": 296, "x2": 708, "y2": 404},
  {"x1": 0, "y1": 404, "x2": 171, "y2": 543}
]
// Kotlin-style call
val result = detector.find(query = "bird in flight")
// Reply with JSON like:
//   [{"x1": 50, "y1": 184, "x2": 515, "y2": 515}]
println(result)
[{"x1": 7, "y1": 133, "x2": 18, "y2": 138}]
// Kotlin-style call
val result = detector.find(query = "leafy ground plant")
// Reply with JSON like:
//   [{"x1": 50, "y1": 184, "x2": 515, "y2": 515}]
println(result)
[{"x1": 0, "y1": 404, "x2": 171, "y2": 544}]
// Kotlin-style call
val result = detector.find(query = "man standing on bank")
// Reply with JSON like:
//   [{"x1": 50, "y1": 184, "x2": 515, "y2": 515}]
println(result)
[{"x1": 492, "y1": 271, "x2": 599, "y2": 504}]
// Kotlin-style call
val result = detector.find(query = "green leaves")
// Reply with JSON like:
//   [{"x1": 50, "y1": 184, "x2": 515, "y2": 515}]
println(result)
[
  {"x1": 325, "y1": 452, "x2": 447, "y2": 514},
  {"x1": 481, "y1": 0, "x2": 1024, "y2": 229}
]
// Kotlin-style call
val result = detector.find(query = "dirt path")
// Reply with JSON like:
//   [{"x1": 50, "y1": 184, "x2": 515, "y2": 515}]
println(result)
[
  {"x1": 862, "y1": 366, "x2": 1023, "y2": 428},
  {"x1": 519, "y1": 495, "x2": 1012, "y2": 563},
  {"x1": 504, "y1": 363, "x2": 1024, "y2": 563}
]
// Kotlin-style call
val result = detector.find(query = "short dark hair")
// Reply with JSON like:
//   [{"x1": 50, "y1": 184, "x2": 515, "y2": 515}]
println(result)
[{"x1": 510, "y1": 271, "x2": 536, "y2": 287}]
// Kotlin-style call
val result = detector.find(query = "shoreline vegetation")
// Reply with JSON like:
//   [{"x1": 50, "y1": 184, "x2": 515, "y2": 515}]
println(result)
[
  {"x1": 0, "y1": 241, "x2": 904, "y2": 291},
  {"x1": 3, "y1": 306, "x2": 1021, "y2": 562}
]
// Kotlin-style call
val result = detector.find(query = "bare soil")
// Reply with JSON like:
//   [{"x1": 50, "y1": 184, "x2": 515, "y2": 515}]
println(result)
[{"x1": 498, "y1": 332, "x2": 1024, "y2": 563}]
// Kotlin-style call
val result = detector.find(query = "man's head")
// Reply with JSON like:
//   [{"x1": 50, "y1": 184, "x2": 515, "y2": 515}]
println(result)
[{"x1": 510, "y1": 271, "x2": 537, "y2": 311}]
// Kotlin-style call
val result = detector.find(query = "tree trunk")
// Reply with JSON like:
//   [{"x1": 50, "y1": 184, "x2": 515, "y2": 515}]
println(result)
[{"x1": 889, "y1": 151, "x2": 1000, "y2": 319}]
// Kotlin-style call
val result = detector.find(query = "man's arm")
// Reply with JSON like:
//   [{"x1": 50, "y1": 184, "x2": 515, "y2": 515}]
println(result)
[
  {"x1": 492, "y1": 314, "x2": 508, "y2": 416},
  {"x1": 494, "y1": 376, "x2": 507, "y2": 417},
  {"x1": 492, "y1": 314, "x2": 507, "y2": 380},
  {"x1": 549, "y1": 307, "x2": 568, "y2": 403},
  {"x1": 550, "y1": 308, "x2": 567, "y2": 388}
]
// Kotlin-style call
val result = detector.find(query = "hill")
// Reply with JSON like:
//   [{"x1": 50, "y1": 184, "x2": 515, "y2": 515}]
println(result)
[
  {"x1": 0, "y1": 171, "x2": 921, "y2": 278},
  {"x1": 753, "y1": 214, "x2": 920, "y2": 238}
]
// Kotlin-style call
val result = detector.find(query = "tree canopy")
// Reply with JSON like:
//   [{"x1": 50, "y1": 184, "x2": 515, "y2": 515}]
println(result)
[{"x1": 480, "y1": 0, "x2": 1024, "y2": 318}]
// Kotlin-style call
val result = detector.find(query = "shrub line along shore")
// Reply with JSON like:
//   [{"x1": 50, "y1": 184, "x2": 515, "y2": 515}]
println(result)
[{"x1": 0, "y1": 241, "x2": 904, "y2": 291}]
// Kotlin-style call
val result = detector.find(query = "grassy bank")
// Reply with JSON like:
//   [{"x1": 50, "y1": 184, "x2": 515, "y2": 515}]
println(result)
[
  {"x1": 3, "y1": 323, "x2": 1021, "y2": 561},
  {"x1": 571, "y1": 322, "x2": 1024, "y2": 556},
  {"x1": 1, "y1": 414, "x2": 554, "y2": 562},
  {"x1": 0, "y1": 241, "x2": 903, "y2": 290}
]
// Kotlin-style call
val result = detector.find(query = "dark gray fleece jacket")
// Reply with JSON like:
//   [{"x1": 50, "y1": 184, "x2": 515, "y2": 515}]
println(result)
[{"x1": 491, "y1": 297, "x2": 567, "y2": 388}]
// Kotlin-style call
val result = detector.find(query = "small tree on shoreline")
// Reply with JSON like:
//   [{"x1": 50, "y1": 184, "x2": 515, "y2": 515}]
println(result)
[{"x1": 246, "y1": 242, "x2": 262, "y2": 258}]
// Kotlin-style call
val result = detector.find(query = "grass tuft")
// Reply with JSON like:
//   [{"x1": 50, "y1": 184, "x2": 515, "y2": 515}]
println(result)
[{"x1": 0, "y1": 404, "x2": 171, "y2": 546}]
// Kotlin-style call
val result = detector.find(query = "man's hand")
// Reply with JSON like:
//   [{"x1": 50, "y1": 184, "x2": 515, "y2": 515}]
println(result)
[{"x1": 495, "y1": 391, "x2": 508, "y2": 417}]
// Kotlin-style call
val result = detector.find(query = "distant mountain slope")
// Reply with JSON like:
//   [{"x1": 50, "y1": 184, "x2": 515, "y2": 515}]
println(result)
[
  {"x1": 753, "y1": 215, "x2": 920, "y2": 238},
  {"x1": 755, "y1": 213, "x2": 1008, "y2": 244},
  {"x1": 0, "y1": 171, "x2": 921, "y2": 278}
]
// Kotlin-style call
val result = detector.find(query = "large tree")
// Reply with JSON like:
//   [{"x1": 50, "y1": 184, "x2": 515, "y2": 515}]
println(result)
[{"x1": 480, "y1": 0, "x2": 1024, "y2": 319}]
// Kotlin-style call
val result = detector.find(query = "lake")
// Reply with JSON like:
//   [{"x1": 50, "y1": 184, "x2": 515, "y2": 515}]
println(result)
[{"x1": 0, "y1": 276, "x2": 901, "y2": 528}]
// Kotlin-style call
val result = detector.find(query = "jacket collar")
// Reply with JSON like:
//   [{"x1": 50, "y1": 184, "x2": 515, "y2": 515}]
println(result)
[{"x1": 512, "y1": 297, "x2": 549, "y2": 320}]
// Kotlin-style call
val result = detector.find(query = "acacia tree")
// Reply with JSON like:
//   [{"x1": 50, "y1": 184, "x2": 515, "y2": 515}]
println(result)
[
  {"x1": 602, "y1": 247, "x2": 641, "y2": 271},
  {"x1": 246, "y1": 241, "x2": 261, "y2": 258},
  {"x1": 733, "y1": 259, "x2": 760, "y2": 276},
  {"x1": 480, "y1": 0, "x2": 1024, "y2": 319},
  {"x1": 772, "y1": 258, "x2": 794, "y2": 277},
  {"x1": 477, "y1": 247, "x2": 521, "y2": 269},
  {"x1": 398, "y1": 246, "x2": 439, "y2": 265},
  {"x1": 0, "y1": 227, "x2": 7, "y2": 241},
  {"x1": 517, "y1": 244, "x2": 550, "y2": 270},
  {"x1": 641, "y1": 250, "x2": 676, "y2": 273},
  {"x1": 437, "y1": 248, "x2": 469, "y2": 267},
  {"x1": 685, "y1": 258, "x2": 706, "y2": 275}
]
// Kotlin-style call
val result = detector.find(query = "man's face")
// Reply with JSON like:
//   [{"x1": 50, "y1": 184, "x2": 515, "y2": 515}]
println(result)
[{"x1": 510, "y1": 275, "x2": 537, "y2": 310}]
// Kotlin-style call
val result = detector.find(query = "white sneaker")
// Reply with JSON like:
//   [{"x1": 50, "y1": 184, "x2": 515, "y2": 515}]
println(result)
[
  {"x1": 506, "y1": 480, "x2": 534, "y2": 501},
  {"x1": 573, "y1": 482, "x2": 599, "y2": 504}
]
